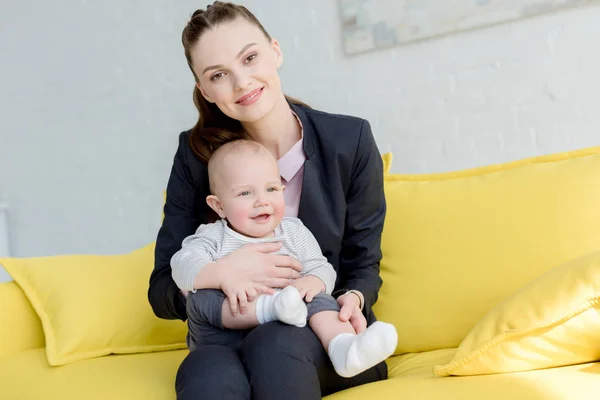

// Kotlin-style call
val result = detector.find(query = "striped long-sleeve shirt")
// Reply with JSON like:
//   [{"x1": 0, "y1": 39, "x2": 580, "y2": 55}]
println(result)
[{"x1": 170, "y1": 217, "x2": 337, "y2": 294}]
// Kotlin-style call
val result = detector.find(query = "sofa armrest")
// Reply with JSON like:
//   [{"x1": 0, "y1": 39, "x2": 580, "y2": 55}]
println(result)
[{"x1": 0, "y1": 281, "x2": 45, "y2": 359}]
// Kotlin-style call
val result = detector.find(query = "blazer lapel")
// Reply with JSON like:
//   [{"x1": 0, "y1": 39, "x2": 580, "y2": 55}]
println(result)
[
  {"x1": 291, "y1": 102, "x2": 320, "y2": 234},
  {"x1": 298, "y1": 158, "x2": 319, "y2": 231},
  {"x1": 289, "y1": 102, "x2": 339, "y2": 263}
]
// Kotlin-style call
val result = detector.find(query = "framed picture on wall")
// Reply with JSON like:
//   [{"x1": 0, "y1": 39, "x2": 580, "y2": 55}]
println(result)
[{"x1": 340, "y1": 0, "x2": 600, "y2": 54}]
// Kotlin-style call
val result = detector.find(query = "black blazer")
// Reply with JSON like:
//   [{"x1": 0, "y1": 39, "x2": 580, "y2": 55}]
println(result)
[{"x1": 149, "y1": 102, "x2": 386, "y2": 324}]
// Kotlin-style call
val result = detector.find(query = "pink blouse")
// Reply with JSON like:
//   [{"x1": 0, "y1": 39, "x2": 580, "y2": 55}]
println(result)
[{"x1": 278, "y1": 114, "x2": 306, "y2": 217}]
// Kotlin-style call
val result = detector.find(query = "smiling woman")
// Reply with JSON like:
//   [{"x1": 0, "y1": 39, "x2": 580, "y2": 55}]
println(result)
[
  {"x1": 181, "y1": 7, "x2": 309, "y2": 164},
  {"x1": 148, "y1": 2, "x2": 390, "y2": 399}
]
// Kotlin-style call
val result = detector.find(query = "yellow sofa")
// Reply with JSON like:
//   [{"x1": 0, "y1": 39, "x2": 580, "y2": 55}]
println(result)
[{"x1": 2, "y1": 147, "x2": 600, "y2": 399}]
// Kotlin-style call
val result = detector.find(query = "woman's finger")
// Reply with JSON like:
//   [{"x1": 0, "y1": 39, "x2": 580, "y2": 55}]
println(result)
[
  {"x1": 350, "y1": 308, "x2": 367, "y2": 333},
  {"x1": 338, "y1": 303, "x2": 352, "y2": 322},
  {"x1": 268, "y1": 277, "x2": 294, "y2": 288},
  {"x1": 247, "y1": 241, "x2": 283, "y2": 253},
  {"x1": 268, "y1": 254, "x2": 304, "y2": 272},
  {"x1": 269, "y1": 265, "x2": 302, "y2": 279}
]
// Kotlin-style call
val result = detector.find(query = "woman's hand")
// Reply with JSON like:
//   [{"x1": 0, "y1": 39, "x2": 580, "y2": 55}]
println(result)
[
  {"x1": 290, "y1": 275, "x2": 325, "y2": 302},
  {"x1": 337, "y1": 291, "x2": 367, "y2": 333},
  {"x1": 213, "y1": 242, "x2": 303, "y2": 315}
]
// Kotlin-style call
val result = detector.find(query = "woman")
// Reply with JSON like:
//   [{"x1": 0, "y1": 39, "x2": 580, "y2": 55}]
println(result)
[{"x1": 148, "y1": 2, "x2": 387, "y2": 399}]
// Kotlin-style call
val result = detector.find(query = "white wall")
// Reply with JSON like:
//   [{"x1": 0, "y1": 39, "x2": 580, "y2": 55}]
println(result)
[{"x1": 1, "y1": 1, "x2": 599, "y2": 270}]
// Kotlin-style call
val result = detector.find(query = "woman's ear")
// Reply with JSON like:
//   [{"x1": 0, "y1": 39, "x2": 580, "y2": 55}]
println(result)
[
  {"x1": 196, "y1": 82, "x2": 214, "y2": 103},
  {"x1": 271, "y1": 39, "x2": 283, "y2": 68},
  {"x1": 206, "y1": 195, "x2": 226, "y2": 218}
]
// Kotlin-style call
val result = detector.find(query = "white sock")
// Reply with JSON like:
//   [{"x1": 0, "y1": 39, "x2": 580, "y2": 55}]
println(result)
[
  {"x1": 327, "y1": 321, "x2": 398, "y2": 378},
  {"x1": 255, "y1": 286, "x2": 307, "y2": 327}
]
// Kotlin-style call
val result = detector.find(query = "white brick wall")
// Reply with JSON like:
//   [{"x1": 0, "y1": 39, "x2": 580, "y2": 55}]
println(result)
[
  {"x1": 256, "y1": 0, "x2": 600, "y2": 173},
  {"x1": 0, "y1": 1, "x2": 598, "y2": 267}
]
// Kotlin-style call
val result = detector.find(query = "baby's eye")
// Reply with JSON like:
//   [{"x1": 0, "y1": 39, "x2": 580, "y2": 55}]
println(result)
[
  {"x1": 238, "y1": 190, "x2": 251, "y2": 197},
  {"x1": 267, "y1": 186, "x2": 280, "y2": 192}
]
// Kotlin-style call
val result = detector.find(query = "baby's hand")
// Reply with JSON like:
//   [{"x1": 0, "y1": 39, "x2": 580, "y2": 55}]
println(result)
[
  {"x1": 221, "y1": 276, "x2": 271, "y2": 316},
  {"x1": 290, "y1": 276, "x2": 326, "y2": 302}
]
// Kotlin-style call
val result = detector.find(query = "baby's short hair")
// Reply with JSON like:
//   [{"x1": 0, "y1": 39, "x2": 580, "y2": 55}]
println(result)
[{"x1": 207, "y1": 139, "x2": 271, "y2": 194}]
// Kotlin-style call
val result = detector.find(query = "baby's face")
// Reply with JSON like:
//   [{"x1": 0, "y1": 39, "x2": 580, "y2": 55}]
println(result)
[{"x1": 214, "y1": 151, "x2": 285, "y2": 238}]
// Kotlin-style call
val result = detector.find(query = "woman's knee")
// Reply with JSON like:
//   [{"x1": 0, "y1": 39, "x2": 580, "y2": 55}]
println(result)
[
  {"x1": 241, "y1": 322, "x2": 322, "y2": 366},
  {"x1": 176, "y1": 345, "x2": 250, "y2": 400},
  {"x1": 240, "y1": 323, "x2": 325, "y2": 399}
]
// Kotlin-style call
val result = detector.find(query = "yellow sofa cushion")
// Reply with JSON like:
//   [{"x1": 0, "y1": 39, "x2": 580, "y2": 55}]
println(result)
[
  {"x1": 374, "y1": 146, "x2": 600, "y2": 354},
  {"x1": 326, "y1": 349, "x2": 600, "y2": 400},
  {"x1": 0, "y1": 348, "x2": 187, "y2": 400},
  {"x1": 0, "y1": 281, "x2": 45, "y2": 358},
  {"x1": 3, "y1": 348, "x2": 599, "y2": 400},
  {"x1": 0, "y1": 243, "x2": 187, "y2": 366},
  {"x1": 434, "y1": 250, "x2": 600, "y2": 377}
]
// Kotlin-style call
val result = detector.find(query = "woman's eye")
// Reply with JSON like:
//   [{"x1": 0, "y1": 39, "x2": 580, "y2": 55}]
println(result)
[
  {"x1": 244, "y1": 53, "x2": 257, "y2": 64},
  {"x1": 210, "y1": 72, "x2": 225, "y2": 81}
]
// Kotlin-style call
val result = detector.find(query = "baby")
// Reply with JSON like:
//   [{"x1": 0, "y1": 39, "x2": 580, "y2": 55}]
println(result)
[{"x1": 171, "y1": 139, "x2": 397, "y2": 378}]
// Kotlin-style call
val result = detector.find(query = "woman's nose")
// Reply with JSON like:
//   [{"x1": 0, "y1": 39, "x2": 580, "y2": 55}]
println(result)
[{"x1": 233, "y1": 72, "x2": 250, "y2": 91}]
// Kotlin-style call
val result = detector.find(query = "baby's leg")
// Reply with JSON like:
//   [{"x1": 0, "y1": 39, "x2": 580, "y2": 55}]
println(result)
[
  {"x1": 186, "y1": 289, "x2": 250, "y2": 350},
  {"x1": 305, "y1": 293, "x2": 351, "y2": 346},
  {"x1": 221, "y1": 286, "x2": 308, "y2": 329},
  {"x1": 307, "y1": 293, "x2": 398, "y2": 378},
  {"x1": 221, "y1": 296, "x2": 260, "y2": 329}
]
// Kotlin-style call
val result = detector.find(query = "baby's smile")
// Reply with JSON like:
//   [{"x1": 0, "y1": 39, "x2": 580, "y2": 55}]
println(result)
[{"x1": 252, "y1": 213, "x2": 272, "y2": 223}]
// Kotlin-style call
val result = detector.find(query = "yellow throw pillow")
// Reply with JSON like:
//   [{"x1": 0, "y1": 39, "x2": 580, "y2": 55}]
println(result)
[
  {"x1": 374, "y1": 146, "x2": 600, "y2": 355},
  {"x1": 434, "y1": 250, "x2": 600, "y2": 377},
  {"x1": 1, "y1": 243, "x2": 187, "y2": 366}
]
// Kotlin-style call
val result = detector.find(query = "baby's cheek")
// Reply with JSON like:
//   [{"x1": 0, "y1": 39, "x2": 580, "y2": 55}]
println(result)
[
  {"x1": 228, "y1": 206, "x2": 251, "y2": 228},
  {"x1": 274, "y1": 197, "x2": 286, "y2": 218}
]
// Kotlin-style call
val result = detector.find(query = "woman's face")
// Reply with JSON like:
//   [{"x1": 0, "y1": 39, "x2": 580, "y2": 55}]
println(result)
[{"x1": 191, "y1": 17, "x2": 283, "y2": 123}]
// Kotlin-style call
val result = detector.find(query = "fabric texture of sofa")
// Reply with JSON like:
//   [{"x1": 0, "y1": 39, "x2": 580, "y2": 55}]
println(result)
[{"x1": 1, "y1": 146, "x2": 600, "y2": 399}]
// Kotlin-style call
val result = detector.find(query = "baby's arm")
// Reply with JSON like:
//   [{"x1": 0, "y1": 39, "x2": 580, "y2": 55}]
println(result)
[
  {"x1": 292, "y1": 220, "x2": 337, "y2": 295},
  {"x1": 170, "y1": 222, "x2": 222, "y2": 292}
]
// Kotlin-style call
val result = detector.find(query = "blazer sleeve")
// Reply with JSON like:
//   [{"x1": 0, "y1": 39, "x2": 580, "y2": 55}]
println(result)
[
  {"x1": 335, "y1": 119, "x2": 385, "y2": 318},
  {"x1": 148, "y1": 132, "x2": 203, "y2": 321}
]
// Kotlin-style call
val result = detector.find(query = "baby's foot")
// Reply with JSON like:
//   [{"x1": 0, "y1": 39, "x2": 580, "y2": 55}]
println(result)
[
  {"x1": 272, "y1": 286, "x2": 308, "y2": 327},
  {"x1": 328, "y1": 321, "x2": 398, "y2": 377}
]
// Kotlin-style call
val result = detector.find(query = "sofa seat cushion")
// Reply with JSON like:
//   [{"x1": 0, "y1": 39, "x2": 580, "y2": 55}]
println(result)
[
  {"x1": 328, "y1": 349, "x2": 600, "y2": 400},
  {"x1": 2, "y1": 348, "x2": 599, "y2": 400},
  {"x1": 0, "y1": 348, "x2": 187, "y2": 400}
]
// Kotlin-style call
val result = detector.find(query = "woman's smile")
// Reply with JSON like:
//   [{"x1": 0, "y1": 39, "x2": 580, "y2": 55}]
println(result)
[{"x1": 236, "y1": 87, "x2": 264, "y2": 106}]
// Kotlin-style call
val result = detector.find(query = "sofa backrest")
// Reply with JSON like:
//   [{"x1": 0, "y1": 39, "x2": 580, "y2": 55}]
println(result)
[{"x1": 375, "y1": 147, "x2": 600, "y2": 355}]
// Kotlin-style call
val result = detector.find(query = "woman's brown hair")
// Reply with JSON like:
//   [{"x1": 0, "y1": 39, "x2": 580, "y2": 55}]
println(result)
[{"x1": 181, "y1": 1, "x2": 309, "y2": 163}]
